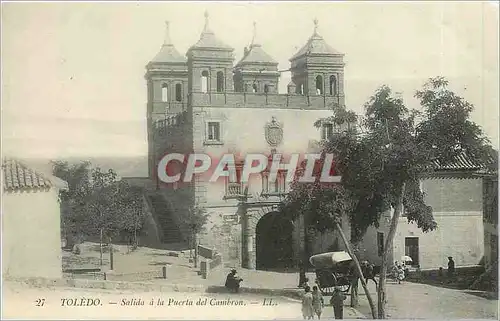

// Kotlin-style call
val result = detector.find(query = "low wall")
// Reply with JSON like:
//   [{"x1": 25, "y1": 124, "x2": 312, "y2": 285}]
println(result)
[{"x1": 200, "y1": 252, "x2": 223, "y2": 279}]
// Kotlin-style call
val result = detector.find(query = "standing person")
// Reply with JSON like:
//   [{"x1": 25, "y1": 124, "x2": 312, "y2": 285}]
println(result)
[
  {"x1": 330, "y1": 287, "x2": 346, "y2": 319},
  {"x1": 301, "y1": 286, "x2": 314, "y2": 320},
  {"x1": 416, "y1": 264, "x2": 422, "y2": 282},
  {"x1": 447, "y1": 256, "x2": 455, "y2": 278},
  {"x1": 312, "y1": 286, "x2": 324, "y2": 319},
  {"x1": 298, "y1": 262, "x2": 307, "y2": 288}
]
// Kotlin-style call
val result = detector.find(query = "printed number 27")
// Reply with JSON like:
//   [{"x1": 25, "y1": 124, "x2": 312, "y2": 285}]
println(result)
[{"x1": 35, "y1": 299, "x2": 45, "y2": 307}]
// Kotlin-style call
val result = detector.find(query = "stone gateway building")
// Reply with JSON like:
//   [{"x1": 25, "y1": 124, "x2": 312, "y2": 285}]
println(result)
[
  {"x1": 141, "y1": 13, "x2": 495, "y2": 271},
  {"x1": 144, "y1": 13, "x2": 349, "y2": 269}
]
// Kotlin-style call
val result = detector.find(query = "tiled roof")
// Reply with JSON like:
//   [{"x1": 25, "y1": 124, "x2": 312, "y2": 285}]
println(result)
[
  {"x1": 236, "y1": 44, "x2": 278, "y2": 67},
  {"x1": 150, "y1": 44, "x2": 186, "y2": 64},
  {"x1": 149, "y1": 21, "x2": 186, "y2": 64},
  {"x1": 190, "y1": 12, "x2": 233, "y2": 51},
  {"x1": 190, "y1": 28, "x2": 233, "y2": 51},
  {"x1": 2, "y1": 158, "x2": 68, "y2": 192},
  {"x1": 432, "y1": 151, "x2": 497, "y2": 172},
  {"x1": 290, "y1": 32, "x2": 342, "y2": 61}
]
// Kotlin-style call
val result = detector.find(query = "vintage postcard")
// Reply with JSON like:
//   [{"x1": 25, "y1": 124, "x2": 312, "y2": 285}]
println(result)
[{"x1": 1, "y1": 1, "x2": 499, "y2": 320}]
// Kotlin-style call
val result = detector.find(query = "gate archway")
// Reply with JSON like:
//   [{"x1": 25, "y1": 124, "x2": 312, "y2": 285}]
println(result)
[{"x1": 255, "y1": 212, "x2": 294, "y2": 270}]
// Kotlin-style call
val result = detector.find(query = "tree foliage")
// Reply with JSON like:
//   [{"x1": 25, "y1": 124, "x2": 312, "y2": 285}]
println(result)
[
  {"x1": 282, "y1": 77, "x2": 496, "y2": 244},
  {"x1": 281, "y1": 77, "x2": 496, "y2": 318},
  {"x1": 52, "y1": 161, "x2": 146, "y2": 242},
  {"x1": 185, "y1": 205, "x2": 209, "y2": 234}
]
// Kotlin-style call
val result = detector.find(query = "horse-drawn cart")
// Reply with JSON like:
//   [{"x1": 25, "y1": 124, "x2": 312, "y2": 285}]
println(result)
[{"x1": 309, "y1": 251, "x2": 355, "y2": 295}]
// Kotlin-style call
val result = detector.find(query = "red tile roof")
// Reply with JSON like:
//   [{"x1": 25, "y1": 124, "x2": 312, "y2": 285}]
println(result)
[{"x1": 2, "y1": 158, "x2": 68, "y2": 192}]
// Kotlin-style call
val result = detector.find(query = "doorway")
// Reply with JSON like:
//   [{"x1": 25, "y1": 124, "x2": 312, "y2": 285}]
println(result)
[
  {"x1": 405, "y1": 237, "x2": 419, "y2": 266},
  {"x1": 255, "y1": 212, "x2": 294, "y2": 270}
]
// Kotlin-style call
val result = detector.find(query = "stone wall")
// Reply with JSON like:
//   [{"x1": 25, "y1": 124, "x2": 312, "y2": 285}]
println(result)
[
  {"x1": 484, "y1": 223, "x2": 498, "y2": 267},
  {"x1": 197, "y1": 206, "x2": 242, "y2": 268}
]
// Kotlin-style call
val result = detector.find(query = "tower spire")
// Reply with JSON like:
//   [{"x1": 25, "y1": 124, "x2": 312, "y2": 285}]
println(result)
[
  {"x1": 203, "y1": 10, "x2": 210, "y2": 32},
  {"x1": 313, "y1": 17, "x2": 319, "y2": 35},
  {"x1": 163, "y1": 20, "x2": 172, "y2": 45},
  {"x1": 250, "y1": 21, "x2": 257, "y2": 46}
]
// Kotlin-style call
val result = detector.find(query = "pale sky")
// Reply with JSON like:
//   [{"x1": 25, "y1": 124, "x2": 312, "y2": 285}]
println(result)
[{"x1": 2, "y1": 1, "x2": 499, "y2": 158}]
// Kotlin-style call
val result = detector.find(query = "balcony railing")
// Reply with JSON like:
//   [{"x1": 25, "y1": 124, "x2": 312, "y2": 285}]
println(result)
[{"x1": 224, "y1": 182, "x2": 244, "y2": 199}]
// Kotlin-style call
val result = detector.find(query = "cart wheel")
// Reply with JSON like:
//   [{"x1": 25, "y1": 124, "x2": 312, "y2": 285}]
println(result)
[
  {"x1": 320, "y1": 286, "x2": 334, "y2": 296},
  {"x1": 338, "y1": 284, "x2": 351, "y2": 293}
]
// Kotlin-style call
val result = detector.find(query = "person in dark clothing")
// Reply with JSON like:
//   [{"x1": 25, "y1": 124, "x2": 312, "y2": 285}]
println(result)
[
  {"x1": 298, "y1": 262, "x2": 307, "y2": 288},
  {"x1": 447, "y1": 257, "x2": 455, "y2": 278},
  {"x1": 225, "y1": 269, "x2": 243, "y2": 293},
  {"x1": 330, "y1": 286, "x2": 347, "y2": 319}
]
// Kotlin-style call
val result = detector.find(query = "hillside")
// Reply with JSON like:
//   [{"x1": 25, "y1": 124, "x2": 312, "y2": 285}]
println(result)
[{"x1": 20, "y1": 155, "x2": 148, "y2": 179}]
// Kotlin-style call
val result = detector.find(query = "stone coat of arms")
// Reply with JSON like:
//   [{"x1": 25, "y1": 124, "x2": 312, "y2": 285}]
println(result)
[{"x1": 265, "y1": 116, "x2": 283, "y2": 147}]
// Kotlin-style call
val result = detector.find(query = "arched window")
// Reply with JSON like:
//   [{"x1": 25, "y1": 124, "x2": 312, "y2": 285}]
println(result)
[
  {"x1": 175, "y1": 83, "x2": 182, "y2": 102},
  {"x1": 216, "y1": 71, "x2": 224, "y2": 92},
  {"x1": 316, "y1": 75, "x2": 323, "y2": 95},
  {"x1": 264, "y1": 84, "x2": 269, "y2": 94},
  {"x1": 161, "y1": 83, "x2": 168, "y2": 102},
  {"x1": 252, "y1": 83, "x2": 258, "y2": 93},
  {"x1": 329, "y1": 75, "x2": 337, "y2": 96},
  {"x1": 201, "y1": 71, "x2": 209, "y2": 93}
]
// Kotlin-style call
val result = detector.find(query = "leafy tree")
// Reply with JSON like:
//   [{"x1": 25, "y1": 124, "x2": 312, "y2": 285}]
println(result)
[
  {"x1": 52, "y1": 161, "x2": 146, "y2": 250},
  {"x1": 281, "y1": 77, "x2": 496, "y2": 319},
  {"x1": 184, "y1": 205, "x2": 209, "y2": 268},
  {"x1": 52, "y1": 160, "x2": 93, "y2": 244},
  {"x1": 280, "y1": 151, "x2": 378, "y2": 318}
]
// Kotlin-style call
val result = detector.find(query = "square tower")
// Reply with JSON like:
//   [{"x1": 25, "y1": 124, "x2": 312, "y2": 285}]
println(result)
[{"x1": 289, "y1": 19, "x2": 345, "y2": 106}]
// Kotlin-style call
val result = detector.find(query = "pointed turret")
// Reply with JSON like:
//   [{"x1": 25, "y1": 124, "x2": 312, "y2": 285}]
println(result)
[
  {"x1": 189, "y1": 11, "x2": 233, "y2": 50},
  {"x1": 289, "y1": 18, "x2": 342, "y2": 61},
  {"x1": 289, "y1": 18, "x2": 345, "y2": 100},
  {"x1": 236, "y1": 22, "x2": 278, "y2": 66},
  {"x1": 149, "y1": 21, "x2": 186, "y2": 65},
  {"x1": 187, "y1": 11, "x2": 235, "y2": 93},
  {"x1": 145, "y1": 20, "x2": 188, "y2": 126},
  {"x1": 234, "y1": 22, "x2": 280, "y2": 93}
]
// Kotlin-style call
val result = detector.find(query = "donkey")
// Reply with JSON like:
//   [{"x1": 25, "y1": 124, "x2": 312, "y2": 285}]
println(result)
[{"x1": 351, "y1": 261, "x2": 379, "y2": 289}]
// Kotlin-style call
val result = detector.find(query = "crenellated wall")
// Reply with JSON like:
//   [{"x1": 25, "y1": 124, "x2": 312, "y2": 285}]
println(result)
[{"x1": 189, "y1": 92, "x2": 342, "y2": 110}]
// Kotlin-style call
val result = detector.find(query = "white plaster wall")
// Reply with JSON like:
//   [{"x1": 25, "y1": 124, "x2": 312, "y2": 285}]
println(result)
[
  {"x1": 2, "y1": 189, "x2": 63, "y2": 279},
  {"x1": 392, "y1": 212, "x2": 484, "y2": 269},
  {"x1": 361, "y1": 212, "x2": 484, "y2": 270}
]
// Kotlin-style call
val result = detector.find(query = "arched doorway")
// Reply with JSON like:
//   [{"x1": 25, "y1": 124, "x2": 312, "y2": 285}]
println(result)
[{"x1": 255, "y1": 212, "x2": 294, "y2": 270}]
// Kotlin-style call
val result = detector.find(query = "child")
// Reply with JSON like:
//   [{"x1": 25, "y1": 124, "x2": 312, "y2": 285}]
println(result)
[
  {"x1": 303, "y1": 277, "x2": 310, "y2": 289},
  {"x1": 301, "y1": 286, "x2": 314, "y2": 320},
  {"x1": 312, "y1": 285, "x2": 324, "y2": 319},
  {"x1": 396, "y1": 264, "x2": 405, "y2": 284}
]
